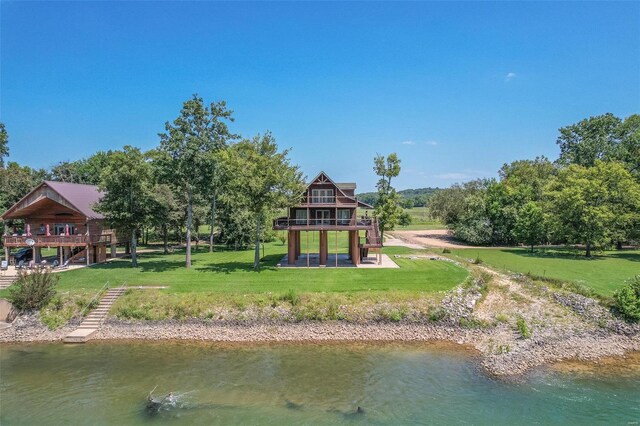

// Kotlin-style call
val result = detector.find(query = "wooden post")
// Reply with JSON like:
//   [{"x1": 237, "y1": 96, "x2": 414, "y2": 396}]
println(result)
[
  {"x1": 59, "y1": 247, "x2": 63, "y2": 265},
  {"x1": 295, "y1": 231, "x2": 301, "y2": 260},
  {"x1": 335, "y1": 230, "x2": 338, "y2": 267},
  {"x1": 287, "y1": 230, "x2": 296, "y2": 265},
  {"x1": 306, "y1": 231, "x2": 310, "y2": 268},
  {"x1": 319, "y1": 230, "x2": 328, "y2": 266},
  {"x1": 86, "y1": 245, "x2": 90, "y2": 265},
  {"x1": 351, "y1": 230, "x2": 360, "y2": 266}
]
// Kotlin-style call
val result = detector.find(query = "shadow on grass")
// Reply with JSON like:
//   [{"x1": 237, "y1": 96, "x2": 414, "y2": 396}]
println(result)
[
  {"x1": 198, "y1": 254, "x2": 282, "y2": 274},
  {"x1": 503, "y1": 248, "x2": 640, "y2": 262}
]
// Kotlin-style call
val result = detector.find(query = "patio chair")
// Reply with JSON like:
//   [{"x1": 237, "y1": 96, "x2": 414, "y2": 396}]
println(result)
[
  {"x1": 58, "y1": 260, "x2": 70, "y2": 270},
  {"x1": 1, "y1": 260, "x2": 7, "y2": 272},
  {"x1": 16, "y1": 260, "x2": 25, "y2": 270},
  {"x1": 28, "y1": 260, "x2": 36, "y2": 269},
  {"x1": 51, "y1": 260, "x2": 59, "y2": 268}
]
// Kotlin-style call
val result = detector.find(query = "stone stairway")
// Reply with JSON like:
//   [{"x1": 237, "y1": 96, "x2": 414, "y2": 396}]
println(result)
[
  {"x1": 64, "y1": 287, "x2": 126, "y2": 343},
  {"x1": 0, "y1": 275, "x2": 16, "y2": 290}
]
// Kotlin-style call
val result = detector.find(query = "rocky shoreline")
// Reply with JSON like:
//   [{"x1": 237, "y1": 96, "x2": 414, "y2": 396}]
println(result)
[
  {"x1": 2, "y1": 266, "x2": 639, "y2": 377},
  {"x1": 2, "y1": 314, "x2": 638, "y2": 377}
]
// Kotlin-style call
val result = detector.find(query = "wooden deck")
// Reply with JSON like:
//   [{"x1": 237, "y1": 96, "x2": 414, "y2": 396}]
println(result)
[{"x1": 3, "y1": 234, "x2": 112, "y2": 247}]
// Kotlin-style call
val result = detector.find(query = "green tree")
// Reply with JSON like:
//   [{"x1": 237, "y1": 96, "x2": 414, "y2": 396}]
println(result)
[
  {"x1": 148, "y1": 183, "x2": 182, "y2": 254},
  {"x1": 156, "y1": 95, "x2": 235, "y2": 267},
  {"x1": 556, "y1": 113, "x2": 622, "y2": 167},
  {"x1": 0, "y1": 123, "x2": 8, "y2": 168},
  {"x1": 50, "y1": 152, "x2": 111, "y2": 185},
  {"x1": 373, "y1": 153, "x2": 403, "y2": 243},
  {"x1": 616, "y1": 114, "x2": 640, "y2": 180},
  {"x1": 545, "y1": 161, "x2": 640, "y2": 257},
  {"x1": 97, "y1": 146, "x2": 154, "y2": 267},
  {"x1": 514, "y1": 201, "x2": 546, "y2": 252},
  {"x1": 223, "y1": 133, "x2": 304, "y2": 269}
]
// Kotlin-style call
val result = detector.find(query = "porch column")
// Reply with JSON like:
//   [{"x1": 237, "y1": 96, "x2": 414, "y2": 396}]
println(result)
[
  {"x1": 350, "y1": 230, "x2": 360, "y2": 266},
  {"x1": 59, "y1": 247, "x2": 63, "y2": 265},
  {"x1": 295, "y1": 231, "x2": 301, "y2": 260},
  {"x1": 34, "y1": 247, "x2": 42, "y2": 263},
  {"x1": 86, "y1": 245, "x2": 90, "y2": 265},
  {"x1": 287, "y1": 230, "x2": 296, "y2": 265},
  {"x1": 347, "y1": 231, "x2": 353, "y2": 260},
  {"x1": 111, "y1": 243, "x2": 117, "y2": 258},
  {"x1": 319, "y1": 230, "x2": 328, "y2": 266},
  {"x1": 4, "y1": 247, "x2": 9, "y2": 263}
]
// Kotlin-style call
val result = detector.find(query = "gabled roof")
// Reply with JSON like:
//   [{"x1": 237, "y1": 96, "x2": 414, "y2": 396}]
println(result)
[
  {"x1": 1, "y1": 181, "x2": 104, "y2": 220},
  {"x1": 304, "y1": 171, "x2": 372, "y2": 208},
  {"x1": 44, "y1": 181, "x2": 104, "y2": 219}
]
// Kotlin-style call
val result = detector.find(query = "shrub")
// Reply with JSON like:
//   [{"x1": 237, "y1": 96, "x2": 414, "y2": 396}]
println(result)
[
  {"x1": 472, "y1": 256, "x2": 483, "y2": 265},
  {"x1": 280, "y1": 289, "x2": 300, "y2": 306},
  {"x1": 516, "y1": 316, "x2": 531, "y2": 338},
  {"x1": 614, "y1": 275, "x2": 640, "y2": 322},
  {"x1": 442, "y1": 248, "x2": 451, "y2": 254},
  {"x1": 8, "y1": 269, "x2": 59, "y2": 311}
]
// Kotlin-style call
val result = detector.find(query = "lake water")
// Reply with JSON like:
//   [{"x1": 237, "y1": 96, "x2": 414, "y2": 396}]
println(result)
[{"x1": 1, "y1": 342, "x2": 639, "y2": 425}]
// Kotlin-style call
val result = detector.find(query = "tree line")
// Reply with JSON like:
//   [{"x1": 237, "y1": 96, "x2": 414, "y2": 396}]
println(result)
[
  {"x1": 429, "y1": 113, "x2": 640, "y2": 256},
  {"x1": 0, "y1": 95, "x2": 305, "y2": 269}
]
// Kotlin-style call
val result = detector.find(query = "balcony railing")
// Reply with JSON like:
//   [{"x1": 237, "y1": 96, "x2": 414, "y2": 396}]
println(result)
[
  {"x1": 3, "y1": 234, "x2": 112, "y2": 246},
  {"x1": 273, "y1": 216, "x2": 376, "y2": 230},
  {"x1": 298, "y1": 195, "x2": 359, "y2": 206}
]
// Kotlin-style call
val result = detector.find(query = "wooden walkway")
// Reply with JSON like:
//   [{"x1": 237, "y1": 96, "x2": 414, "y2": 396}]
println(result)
[{"x1": 64, "y1": 287, "x2": 126, "y2": 343}]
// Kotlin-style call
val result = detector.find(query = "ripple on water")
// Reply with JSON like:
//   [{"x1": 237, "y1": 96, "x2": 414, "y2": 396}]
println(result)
[{"x1": 1, "y1": 342, "x2": 639, "y2": 425}]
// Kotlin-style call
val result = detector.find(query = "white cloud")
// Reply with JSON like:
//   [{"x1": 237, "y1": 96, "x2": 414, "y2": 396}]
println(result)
[
  {"x1": 402, "y1": 140, "x2": 415, "y2": 145},
  {"x1": 425, "y1": 140, "x2": 438, "y2": 146},
  {"x1": 505, "y1": 72, "x2": 517, "y2": 82}
]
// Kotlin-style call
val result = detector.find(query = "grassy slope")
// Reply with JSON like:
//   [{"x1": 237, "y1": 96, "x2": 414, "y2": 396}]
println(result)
[
  {"x1": 50, "y1": 243, "x2": 467, "y2": 295},
  {"x1": 450, "y1": 248, "x2": 640, "y2": 296}
]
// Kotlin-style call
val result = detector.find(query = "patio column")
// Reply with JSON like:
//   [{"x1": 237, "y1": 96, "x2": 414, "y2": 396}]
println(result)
[
  {"x1": 4, "y1": 247, "x2": 8, "y2": 263},
  {"x1": 350, "y1": 230, "x2": 360, "y2": 266},
  {"x1": 319, "y1": 230, "x2": 328, "y2": 266},
  {"x1": 295, "y1": 231, "x2": 301, "y2": 260},
  {"x1": 34, "y1": 247, "x2": 42, "y2": 263},
  {"x1": 347, "y1": 231, "x2": 353, "y2": 260},
  {"x1": 287, "y1": 230, "x2": 296, "y2": 265}
]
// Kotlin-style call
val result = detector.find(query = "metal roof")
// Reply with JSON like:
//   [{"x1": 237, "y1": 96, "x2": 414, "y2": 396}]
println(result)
[{"x1": 43, "y1": 181, "x2": 104, "y2": 219}]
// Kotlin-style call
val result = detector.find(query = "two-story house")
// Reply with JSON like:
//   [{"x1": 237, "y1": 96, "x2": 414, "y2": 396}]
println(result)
[{"x1": 273, "y1": 172, "x2": 382, "y2": 266}]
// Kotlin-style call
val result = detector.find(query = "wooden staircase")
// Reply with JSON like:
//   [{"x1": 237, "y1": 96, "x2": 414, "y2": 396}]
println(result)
[
  {"x1": 0, "y1": 275, "x2": 16, "y2": 290},
  {"x1": 64, "y1": 286, "x2": 126, "y2": 343}
]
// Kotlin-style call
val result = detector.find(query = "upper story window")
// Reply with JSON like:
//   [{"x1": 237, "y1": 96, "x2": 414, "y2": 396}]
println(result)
[{"x1": 311, "y1": 189, "x2": 335, "y2": 204}]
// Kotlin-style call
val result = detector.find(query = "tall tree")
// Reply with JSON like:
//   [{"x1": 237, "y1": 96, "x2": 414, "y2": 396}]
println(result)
[
  {"x1": 514, "y1": 201, "x2": 546, "y2": 252},
  {"x1": 545, "y1": 161, "x2": 640, "y2": 257},
  {"x1": 0, "y1": 123, "x2": 8, "y2": 168},
  {"x1": 556, "y1": 113, "x2": 622, "y2": 167},
  {"x1": 616, "y1": 114, "x2": 640, "y2": 180},
  {"x1": 373, "y1": 153, "x2": 403, "y2": 243},
  {"x1": 223, "y1": 133, "x2": 304, "y2": 269},
  {"x1": 148, "y1": 183, "x2": 182, "y2": 255},
  {"x1": 97, "y1": 146, "x2": 154, "y2": 267},
  {"x1": 156, "y1": 95, "x2": 236, "y2": 267}
]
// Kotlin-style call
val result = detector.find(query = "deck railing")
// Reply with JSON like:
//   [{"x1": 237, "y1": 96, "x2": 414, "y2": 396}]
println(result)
[
  {"x1": 273, "y1": 216, "x2": 376, "y2": 229},
  {"x1": 2, "y1": 234, "x2": 112, "y2": 246},
  {"x1": 298, "y1": 195, "x2": 359, "y2": 206}
]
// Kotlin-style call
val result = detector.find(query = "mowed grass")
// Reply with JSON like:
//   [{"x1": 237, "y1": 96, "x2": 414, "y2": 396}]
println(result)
[
  {"x1": 450, "y1": 248, "x2": 640, "y2": 296},
  {"x1": 50, "y1": 242, "x2": 468, "y2": 295},
  {"x1": 362, "y1": 207, "x2": 445, "y2": 230}
]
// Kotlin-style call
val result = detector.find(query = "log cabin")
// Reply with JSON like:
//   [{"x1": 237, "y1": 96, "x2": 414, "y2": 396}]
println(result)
[
  {"x1": 273, "y1": 171, "x2": 382, "y2": 266},
  {"x1": 1, "y1": 181, "x2": 117, "y2": 266}
]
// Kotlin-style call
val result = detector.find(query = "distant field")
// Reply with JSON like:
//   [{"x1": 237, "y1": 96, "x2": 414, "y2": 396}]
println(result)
[
  {"x1": 363, "y1": 207, "x2": 445, "y2": 230},
  {"x1": 449, "y1": 248, "x2": 640, "y2": 296}
]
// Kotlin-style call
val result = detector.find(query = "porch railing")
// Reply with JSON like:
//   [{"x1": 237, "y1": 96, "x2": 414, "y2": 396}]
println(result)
[
  {"x1": 298, "y1": 195, "x2": 359, "y2": 206},
  {"x1": 273, "y1": 216, "x2": 376, "y2": 229},
  {"x1": 2, "y1": 234, "x2": 112, "y2": 246}
]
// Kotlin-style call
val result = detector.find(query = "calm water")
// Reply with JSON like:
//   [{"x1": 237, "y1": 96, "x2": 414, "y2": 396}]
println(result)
[{"x1": 1, "y1": 342, "x2": 639, "y2": 425}]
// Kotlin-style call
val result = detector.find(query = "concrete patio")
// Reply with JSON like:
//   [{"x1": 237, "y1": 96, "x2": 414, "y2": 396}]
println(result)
[{"x1": 277, "y1": 253, "x2": 399, "y2": 268}]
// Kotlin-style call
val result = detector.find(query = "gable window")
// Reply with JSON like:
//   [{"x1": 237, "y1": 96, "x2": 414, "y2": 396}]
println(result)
[{"x1": 311, "y1": 189, "x2": 334, "y2": 204}]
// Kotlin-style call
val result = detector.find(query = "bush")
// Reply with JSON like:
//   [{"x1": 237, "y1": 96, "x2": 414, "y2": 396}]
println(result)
[
  {"x1": 442, "y1": 248, "x2": 451, "y2": 254},
  {"x1": 9, "y1": 269, "x2": 59, "y2": 311},
  {"x1": 614, "y1": 275, "x2": 640, "y2": 322},
  {"x1": 280, "y1": 289, "x2": 300, "y2": 306},
  {"x1": 516, "y1": 316, "x2": 531, "y2": 338}
]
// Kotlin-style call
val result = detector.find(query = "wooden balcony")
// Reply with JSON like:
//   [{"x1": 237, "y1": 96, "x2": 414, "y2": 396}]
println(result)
[
  {"x1": 273, "y1": 216, "x2": 376, "y2": 231},
  {"x1": 3, "y1": 234, "x2": 112, "y2": 247},
  {"x1": 297, "y1": 195, "x2": 359, "y2": 207}
]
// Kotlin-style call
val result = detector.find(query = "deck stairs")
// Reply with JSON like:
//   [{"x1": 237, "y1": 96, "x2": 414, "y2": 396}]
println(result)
[
  {"x1": 0, "y1": 275, "x2": 16, "y2": 290},
  {"x1": 64, "y1": 285, "x2": 126, "y2": 343}
]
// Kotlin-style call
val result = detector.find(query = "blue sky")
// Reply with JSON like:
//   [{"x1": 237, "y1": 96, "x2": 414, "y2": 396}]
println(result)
[{"x1": 1, "y1": 1, "x2": 638, "y2": 192}]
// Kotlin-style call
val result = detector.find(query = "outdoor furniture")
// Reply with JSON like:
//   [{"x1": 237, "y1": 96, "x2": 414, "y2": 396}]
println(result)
[
  {"x1": 16, "y1": 260, "x2": 25, "y2": 270},
  {"x1": 59, "y1": 260, "x2": 70, "y2": 270},
  {"x1": 0, "y1": 260, "x2": 7, "y2": 272},
  {"x1": 28, "y1": 260, "x2": 36, "y2": 269},
  {"x1": 51, "y1": 260, "x2": 59, "y2": 268}
]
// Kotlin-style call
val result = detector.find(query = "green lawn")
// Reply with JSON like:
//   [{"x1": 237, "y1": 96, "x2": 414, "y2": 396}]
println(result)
[
  {"x1": 363, "y1": 207, "x2": 445, "y2": 230},
  {"x1": 450, "y1": 248, "x2": 640, "y2": 296},
  {"x1": 48, "y1": 243, "x2": 467, "y2": 295}
]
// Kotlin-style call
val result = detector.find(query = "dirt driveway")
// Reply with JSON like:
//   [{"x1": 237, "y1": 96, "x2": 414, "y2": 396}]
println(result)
[{"x1": 389, "y1": 229, "x2": 485, "y2": 249}]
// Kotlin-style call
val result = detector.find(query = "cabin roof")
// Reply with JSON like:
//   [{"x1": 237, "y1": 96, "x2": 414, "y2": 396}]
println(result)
[{"x1": 1, "y1": 181, "x2": 105, "y2": 220}]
